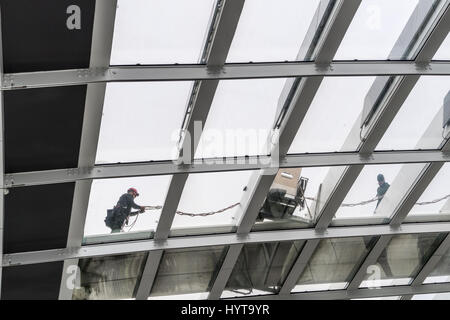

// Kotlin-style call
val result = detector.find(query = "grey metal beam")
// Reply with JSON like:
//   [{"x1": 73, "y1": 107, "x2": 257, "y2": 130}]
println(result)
[
  {"x1": 7, "y1": 221, "x2": 450, "y2": 271},
  {"x1": 2, "y1": 61, "x2": 450, "y2": 90},
  {"x1": 59, "y1": 0, "x2": 117, "y2": 300},
  {"x1": 347, "y1": 235, "x2": 393, "y2": 290},
  {"x1": 135, "y1": 0, "x2": 246, "y2": 300},
  {"x1": 207, "y1": 0, "x2": 362, "y2": 299},
  {"x1": 4, "y1": 150, "x2": 450, "y2": 188},
  {"x1": 411, "y1": 234, "x2": 450, "y2": 286},
  {"x1": 208, "y1": 244, "x2": 244, "y2": 300},
  {"x1": 230, "y1": 282, "x2": 450, "y2": 300},
  {"x1": 390, "y1": 140, "x2": 450, "y2": 226},
  {"x1": 279, "y1": 240, "x2": 320, "y2": 295}
]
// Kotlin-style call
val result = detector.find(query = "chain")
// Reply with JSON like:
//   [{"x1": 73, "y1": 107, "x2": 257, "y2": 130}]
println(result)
[
  {"x1": 143, "y1": 203, "x2": 241, "y2": 217},
  {"x1": 305, "y1": 194, "x2": 450, "y2": 207},
  {"x1": 139, "y1": 193, "x2": 450, "y2": 220}
]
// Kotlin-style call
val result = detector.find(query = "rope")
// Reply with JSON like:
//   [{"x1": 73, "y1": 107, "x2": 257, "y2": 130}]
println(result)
[{"x1": 143, "y1": 203, "x2": 241, "y2": 217}]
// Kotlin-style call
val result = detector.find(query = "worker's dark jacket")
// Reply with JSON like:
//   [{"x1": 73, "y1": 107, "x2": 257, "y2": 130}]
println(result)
[
  {"x1": 376, "y1": 182, "x2": 390, "y2": 207},
  {"x1": 111, "y1": 193, "x2": 141, "y2": 229}
]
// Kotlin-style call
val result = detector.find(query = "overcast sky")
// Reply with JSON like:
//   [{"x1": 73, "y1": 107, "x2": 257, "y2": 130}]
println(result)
[{"x1": 84, "y1": 0, "x2": 450, "y2": 237}]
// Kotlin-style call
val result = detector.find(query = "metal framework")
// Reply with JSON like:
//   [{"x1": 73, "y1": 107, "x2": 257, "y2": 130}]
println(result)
[
  {"x1": 58, "y1": 0, "x2": 118, "y2": 300},
  {"x1": 1, "y1": 0, "x2": 450, "y2": 301},
  {"x1": 2, "y1": 61, "x2": 450, "y2": 90}
]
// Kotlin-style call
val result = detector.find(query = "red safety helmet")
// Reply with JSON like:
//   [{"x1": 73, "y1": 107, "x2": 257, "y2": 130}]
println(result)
[{"x1": 127, "y1": 188, "x2": 139, "y2": 196}]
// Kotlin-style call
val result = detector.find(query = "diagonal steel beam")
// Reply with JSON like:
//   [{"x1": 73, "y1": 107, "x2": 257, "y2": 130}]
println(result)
[
  {"x1": 207, "y1": 0, "x2": 363, "y2": 300},
  {"x1": 411, "y1": 233, "x2": 450, "y2": 286},
  {"x1": 327, "y1": 2, "x2": 450, "y2": 292},
  {"x1": 58, "y1": 0, "x2": 117, "y2": 300},
  {"x1": 314, "y1": 0, "x2": 450, "y2": 231},
  {"x1": 135, "y1": 0, "x2": 245, "y2": 300}
]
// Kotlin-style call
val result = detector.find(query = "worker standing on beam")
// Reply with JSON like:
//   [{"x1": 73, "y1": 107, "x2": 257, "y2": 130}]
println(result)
[
  {"x1": 105, "y1": 188, "x2": 146, "y2": 233},
  {"x1": 376, "y1": 174, "x2": 390, "y2": 208}
]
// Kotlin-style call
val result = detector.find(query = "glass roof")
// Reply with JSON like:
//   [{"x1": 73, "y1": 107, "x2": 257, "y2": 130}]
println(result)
[
  {"x1": 171, "y1": 171, "x2": 254, "y2": 232},
  {"x1": 226, "y1": 0, "x2": 321, "y2": 63},
  {"x1": 195, "y1": 79, "x2": 285, "y2": 158},
  {"x1": 292, "y1": 236, "x2": 374, "y2": 293},
  {"x1": 96, "y1": 82, "x2": 191, "y2": 164},
  {"x1": 288, "y1": 77, "x2": 376, "y2": 154},
  {"x1": 377, "y1": 77, "x2": 450, "y2": 151},
  {"x1": 4, "y1": 0, "x2": 450, "y2": 301},
  {"x1": 434, "y1": 33, "x2": 450, "y2": 60},
  {"x1": 360, "y1": 233, "x2": 443, "y2": 288},
  {"x1": 150, "y1": 246, "x2": 227, "y2": 298},
  {"x1": 84, "y1": 175, "x2": 171, "y2": 237},
  {"x1": 110, "y1": 0, "x2": 214, "y2": 65},
  {"x1": 334, "y1": 0, "x2": 419, "y2": 60},
  {"x1": 408, "y1": 163, "x2": 450, "y2": 217}
]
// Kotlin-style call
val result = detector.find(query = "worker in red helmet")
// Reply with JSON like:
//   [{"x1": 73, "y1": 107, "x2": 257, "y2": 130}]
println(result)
[{"x1": 108, "y1": 188, "x2": 146, "y2": 233}]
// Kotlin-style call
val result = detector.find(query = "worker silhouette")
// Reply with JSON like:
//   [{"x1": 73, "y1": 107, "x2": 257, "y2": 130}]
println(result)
[
  {"x1": 376, "y1": 174, "x2": 390, "y2": 208},
  {"x1": 105, "y1": 188, "x2": 146, "y2": 233}
]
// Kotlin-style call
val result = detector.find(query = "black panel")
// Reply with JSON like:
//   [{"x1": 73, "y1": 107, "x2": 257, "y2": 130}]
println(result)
[
  {"x1": 1, "y1": 262, "x2": 63, "y2": 300},
  {"x1": 4, "y1": 183, "x2": 75, "y2": 254},
  {"x1": 4, "y1": 86, "x2": 87, "y2": 173},
  {"x1": 1, "y1": 0, "x2": 95, "y2": 73}
]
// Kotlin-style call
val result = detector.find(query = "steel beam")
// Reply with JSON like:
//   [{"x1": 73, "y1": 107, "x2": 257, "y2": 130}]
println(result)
[
  {"x1": 4, "y1": 223, "x2": 450, "y2": 268},
  {"x1": 1, "y1": 62, "x2": 450, "y2": 90},
  {"x1": 4, "y1": 150, "x2": 450, "y2": 188},
  {"x1": 135, "y1": 0, "x2": 245, "y2": 300},
  {"x1": 411, "y1": 234, "x2": 450, "y2": 286},
  {"x1": 207, "y1": 0, "x2": 362, "y2": 299},
  {"x1": 59, "y1": 0, "x2": 117, "y2": 300},
  {"x1": 229, "y1": 282, "x2": 450, "y2": 300},
  {"x1": 278, "y1": 240, "x2": 320, "y2": 295},
  {"x1": 347, "y1": 235, "x2": 393, "y2": 290},
  {"x1": 208, "y1": 244, "x2": 244, "y2": 300}
]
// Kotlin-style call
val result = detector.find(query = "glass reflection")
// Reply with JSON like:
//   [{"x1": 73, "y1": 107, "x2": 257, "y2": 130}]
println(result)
[
  {"x1": 73, "y1": 253, "x2": 147, "y2": 300},
  {"x1": 360, "y1": 233, "x2": 444, "y2": 288},
  {"x1": 150, "y1": 246, "x2": 227, "y2": 298},
  {"x1": 293, "y1": 237, "x2": 374, "y2": 292},
  {"x1": 223, "y1": 241, "x2": 303, "y2": 297}
]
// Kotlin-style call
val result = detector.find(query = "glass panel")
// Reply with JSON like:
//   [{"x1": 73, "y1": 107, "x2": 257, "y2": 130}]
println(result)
[
  {"x1": 360, "y1": 233, "x2": 444, "y2": 288},
  {"x1": 171, "y1": 171, "x2": 254, "y2": 233},
  {"x1": 334, "y1": 164, "x2": 419, "y2": 224},
  {"x1": 195, "y1": 79, "x2": 285, "y2": 158},
  {"x1": 96, "y1": 82, "x2": 191, "y2": 164},
  {"x1": 434, "y1": 33, "x2": 450, "y2": 60},
  {"x1": 377, "y1": 77, "x2": 450, "y2": 151},
  {"x1": 84, "y1": 176, "x2": 171, "y2": 238},
  {"x1": 150, "y1": 246, "x2": 227, "y2": 298},
  {"x1": 292, "y1": 236, "x2": 375, "y2": 293},
  {"x1": 288, "y1": 77, "x2": 376, "y2": 154},
  {"x1": 222, "y1": 241, "x2": 304, "y2": 298},
  {"x1": 424, "y1": 245, "x2": 450, "y2": 284},
  {"x1": 110, "y1": 0, "x2": 214, "y2": 65},
  {"x1": 334, "y1": 0, "x2": 419, "y2": 60},
  {"x1": 252, "y1": 167, "x2": 344, "y2": 232},
  {"x1": 413, "y1": 293, "x2": 450, "y2": 300},
  {"x1": 72, "y1": 253, "x2": 148, "y2": 300},
  {"x1": 408, "y1": 163, "x2": 450, "y2": 218},
  {"x1": 226, "y1": 0, "x2": 321, "y2": 63}
]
